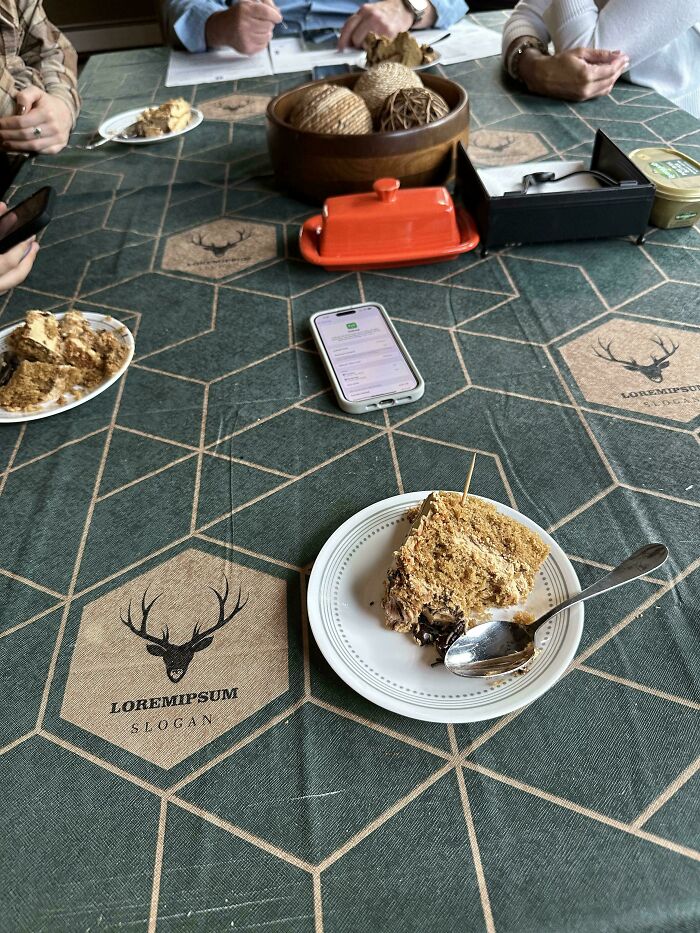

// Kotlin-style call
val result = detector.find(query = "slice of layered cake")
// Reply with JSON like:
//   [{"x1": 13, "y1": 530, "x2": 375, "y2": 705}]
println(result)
[
  {"x1": 0, "y1": 310, "x2": 130, "y2": 413},
  {"x1": 382, "y1": 492, "x2": 549, "y2": 659},
  {"x1": 135, "y1": 98, "x2": 191, "y2": 137}
]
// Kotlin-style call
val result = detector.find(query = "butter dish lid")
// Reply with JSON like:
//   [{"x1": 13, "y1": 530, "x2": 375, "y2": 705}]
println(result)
[
  {"x1": 628, "y1": 147, "x2": 700, "y2": 200},
  {"x1": 300, "y1": 178, "x2": 479, "y2": 271},
  {"x1": 320, "y1": 178, "x2": 461, "y2": 257}
]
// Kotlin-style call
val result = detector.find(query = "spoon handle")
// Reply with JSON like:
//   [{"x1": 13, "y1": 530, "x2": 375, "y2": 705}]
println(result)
[
  {"x1": 85, "y1": 134, "x2": 115, "y2": 149},
  {"x1": 531, "y1": 543, "x2": 668, "y2": 632}
]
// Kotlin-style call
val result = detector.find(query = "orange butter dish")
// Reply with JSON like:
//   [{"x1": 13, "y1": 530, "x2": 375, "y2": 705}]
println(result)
[{"x1": 299, "y1": 178, "x2": 479, "y2": 271}]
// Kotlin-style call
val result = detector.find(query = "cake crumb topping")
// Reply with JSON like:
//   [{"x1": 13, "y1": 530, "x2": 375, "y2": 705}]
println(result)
[
  {"x1": 0, "y1": 310, "x2": 129, "y2": 412},
  {"x1": 382, "y1": 492, "x2": 549, "y2": 657}
]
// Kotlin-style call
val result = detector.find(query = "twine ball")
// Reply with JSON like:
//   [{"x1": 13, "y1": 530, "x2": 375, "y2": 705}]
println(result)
[
  {"x1": 354, "y1": 62, "x2": 423, "y2": 117},
  {"x1": 289, "y1": 84, "x2": 373, "y2": 135},
  {"x1": 378, "y1": 87, "x2": 449, "y2": 132}
]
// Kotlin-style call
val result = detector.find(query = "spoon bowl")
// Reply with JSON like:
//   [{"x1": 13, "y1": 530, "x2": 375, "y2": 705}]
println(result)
[
  {"x1": 445, "y1": 543, "x2": 668, "y2": 679},
  {"x1": 444, "y1": 618, "x2": 536, "y2": 677}
]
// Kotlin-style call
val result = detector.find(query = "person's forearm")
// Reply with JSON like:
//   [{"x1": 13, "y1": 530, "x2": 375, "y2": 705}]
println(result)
[
  {"x1": 415, "y1": 2, "x2": 437, "y2": 30},
  {"x1": 517, "y1": 47, "x2": 550, "y2": 93},
  {"x1": 546, "y1": 0, "x2": 700, "y2": 66},
  {"x1": 502, "y1": 0, "x2": 551, "y2": 60},
  {"x1": 19, "y1": 19, "x2": 80, "y2": 126}
]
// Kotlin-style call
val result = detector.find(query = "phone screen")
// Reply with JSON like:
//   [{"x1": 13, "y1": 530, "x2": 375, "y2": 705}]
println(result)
[{"x1": 314, "y1": 305, "x2": 418, "y2": 401}]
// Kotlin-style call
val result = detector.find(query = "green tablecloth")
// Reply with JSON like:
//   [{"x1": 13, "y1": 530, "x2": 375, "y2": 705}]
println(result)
[{"x1": 1, "y1": 14, "x2": 699, "y2": 932}]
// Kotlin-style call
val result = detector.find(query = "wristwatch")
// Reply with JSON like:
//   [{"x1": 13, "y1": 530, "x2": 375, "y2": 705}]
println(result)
[
  {"x1": 400, "y1": 0, "x2": 431, "y2": 26},
  {"x1": 507, "y1": 37, "x2": 549, "y2": 81}
]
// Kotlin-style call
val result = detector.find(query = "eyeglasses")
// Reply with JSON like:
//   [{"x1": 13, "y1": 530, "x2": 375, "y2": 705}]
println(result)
[{"x1": 515, "y1": 169, "x2": 637, "y2": 195}]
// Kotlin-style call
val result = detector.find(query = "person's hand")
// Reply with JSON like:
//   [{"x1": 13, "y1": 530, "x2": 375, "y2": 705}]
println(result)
[
  {"x1": 338, "y1": 0, "x2": 417, "y2": 51},
  {"x1": 0, "y1": 86, "x2": 73, "y2": 154},
  {"x1": 519, "y1": 47, "x2": 629, "y2": 102},
  {"x1": 0, "y1": 204, "x2": 38, "y2": 292},
  {"x1": 206, "y1": 0, "x2": 282, "y2": 56}
]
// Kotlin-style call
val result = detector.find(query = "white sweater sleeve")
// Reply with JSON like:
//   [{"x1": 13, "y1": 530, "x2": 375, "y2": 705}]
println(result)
[
  {"x1": 501, "y1": 0, "x2": 552, "y2": 59},
  {"x1": 545, "y1": 0, "x2": 700, "y2": 65}
]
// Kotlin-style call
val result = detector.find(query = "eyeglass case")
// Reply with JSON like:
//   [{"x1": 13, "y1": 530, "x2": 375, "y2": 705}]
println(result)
[{"x1": 456, "y1": 130, "x2": 656, "y2": 256}]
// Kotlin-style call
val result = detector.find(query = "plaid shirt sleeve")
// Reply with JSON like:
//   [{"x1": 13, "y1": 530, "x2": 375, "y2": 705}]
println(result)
[{"x1": 0, "y1": 0, "x2": 81, "y2": 126}]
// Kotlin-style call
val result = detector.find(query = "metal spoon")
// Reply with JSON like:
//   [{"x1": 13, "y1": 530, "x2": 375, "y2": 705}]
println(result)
[
  {"x1": 77, "y1": 122, "x2": 140, "y2": 150},
  {"x1": 444, "y1": 543, "x2": 668, "y2": 678}
]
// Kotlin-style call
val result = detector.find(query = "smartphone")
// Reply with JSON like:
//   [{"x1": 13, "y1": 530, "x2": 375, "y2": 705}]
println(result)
[
  {"x1": 310, "y1": 303, "x2": 425, "y2": 414},
  {"x1": 0, "y1": 186, "x2": 55, "y2": 253},
  {"x1": 312, "y1": 64, "x2": 353, "y2": 80}
]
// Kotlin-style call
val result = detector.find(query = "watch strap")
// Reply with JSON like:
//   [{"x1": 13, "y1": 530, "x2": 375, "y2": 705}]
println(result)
[{"x1": 401, "y1": 0, "x2": 427, "y2": 25}]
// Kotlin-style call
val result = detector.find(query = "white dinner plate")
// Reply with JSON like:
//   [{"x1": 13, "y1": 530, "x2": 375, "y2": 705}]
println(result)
[
  {"x1": 307, "y1": 492, "x2": 583, "y2": 722},
  {"x1": 361, "y1": 50, "x2": 441, "y2": 71},
  {"x1": 0, "y1": 312, "x2": 134, "y2": 423},
  {"x1": 98, "y1": 105, "x2": 203, "y2": 144}
]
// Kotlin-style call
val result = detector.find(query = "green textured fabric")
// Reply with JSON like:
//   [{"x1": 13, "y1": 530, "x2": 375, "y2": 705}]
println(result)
[{"x1": 0, "y1": 10, "x2": 698, "y2": 931}]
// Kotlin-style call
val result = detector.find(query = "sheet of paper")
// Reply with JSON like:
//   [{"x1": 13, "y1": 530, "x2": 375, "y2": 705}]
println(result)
[
  {"x1": 420, "y1": 19, "x2": 503, "y2": 65},
  {"x1": 165, "y1": 15, "x2": 503, "y2": 87},
  {"x1": 268, "y1": 37, "x2": 363, "y2": 75},
  {"x1": 477, "y1": 160, "x2": 604, "y2": 198},
  {"x1": 165, "y1": 48, "x2": 273, "y2": 88}
]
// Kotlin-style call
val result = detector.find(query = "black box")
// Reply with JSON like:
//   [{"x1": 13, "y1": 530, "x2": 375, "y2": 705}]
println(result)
[{"x1": 456, "y1": 130, "x2": 655, "y2": 256}]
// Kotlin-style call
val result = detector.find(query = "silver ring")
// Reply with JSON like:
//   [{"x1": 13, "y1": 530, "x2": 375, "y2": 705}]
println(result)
[{"x1": 33, "y1": 125, "x2": 42, "y2": 137}]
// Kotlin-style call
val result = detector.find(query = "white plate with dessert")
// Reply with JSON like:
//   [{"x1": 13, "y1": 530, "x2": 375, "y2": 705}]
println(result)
[
  {"x1": 0, "y1": 310, "x2": 134, "y2": 423},
  {"x1": 307, "y1": 491, "x2": 583, "y2": 722},
  {"x1": 98, "y1": 98, "x2": 203, "y2": 145}
]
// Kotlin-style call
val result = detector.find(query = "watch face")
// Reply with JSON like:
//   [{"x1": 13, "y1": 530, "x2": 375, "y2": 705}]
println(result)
[{"x1": 402, "y1": 0, "x2": 428, "y2": 17}]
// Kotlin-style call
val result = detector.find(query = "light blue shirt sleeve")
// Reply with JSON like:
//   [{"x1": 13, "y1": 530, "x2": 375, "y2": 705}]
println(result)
[
  {"x1": 429, "y1": 0, "x2": 468, "y2": 30},
  {"x1": 165, "y1": 0, "x2": 229, "y2": 53}
]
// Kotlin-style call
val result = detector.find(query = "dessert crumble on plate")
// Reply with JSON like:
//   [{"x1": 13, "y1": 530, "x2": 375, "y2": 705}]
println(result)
[
  {"x1": 364, "y1": 32, "x2": 437, "y2": 68},
  {"x1": 0, "y1": 310, "x2": 129, "y2": 413},
  {"x1": 135, "y1": 98, "x2": 191, "y2": 137},
  {"x1": 382, "y1": 492, "x2": 549, "y2": 661}
]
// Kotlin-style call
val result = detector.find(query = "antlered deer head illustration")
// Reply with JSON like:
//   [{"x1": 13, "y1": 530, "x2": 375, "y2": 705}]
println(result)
[
  {"x1": 593, "y1": 335, "x2": 679, "y2": 383},
  {"x1": 120, "y1": 578, "x2": 247, "y2": 683},
  {"x1": 191, "y1": 229, "x2": 252, "y2": 258}
]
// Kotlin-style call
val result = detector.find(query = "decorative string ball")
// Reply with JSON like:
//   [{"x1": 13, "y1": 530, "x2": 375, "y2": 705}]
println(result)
[
  {"x1": 378, "y1": 87, "x2": 449, "y2": 131},
  {"x1": 354, "y1": 62, "x2": 423, "y2": 118},
  {"x1": 288, "y1": 84, "x2": 373, "y2": 135}
]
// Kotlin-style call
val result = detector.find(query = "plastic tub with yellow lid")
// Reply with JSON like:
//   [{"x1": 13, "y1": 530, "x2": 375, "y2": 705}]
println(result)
[{"x1": 629, "y1": 147, "x2": 700, "y2": 229}]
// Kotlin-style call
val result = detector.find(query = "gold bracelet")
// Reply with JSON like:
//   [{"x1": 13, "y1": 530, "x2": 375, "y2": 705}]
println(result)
[{"x1": 508, "y1": 38, "x2": 549, "y2": 82}]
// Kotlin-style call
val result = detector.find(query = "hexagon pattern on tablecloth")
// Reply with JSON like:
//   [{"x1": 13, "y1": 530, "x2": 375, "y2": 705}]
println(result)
[{"x1": 1, "y1": 24, "x2": 699, "y2": 931}]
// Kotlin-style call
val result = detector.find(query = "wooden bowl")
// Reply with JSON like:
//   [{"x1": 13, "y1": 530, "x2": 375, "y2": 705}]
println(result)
[{"x1": 266, "y1": 73, "x2": 469, "y2": 204}]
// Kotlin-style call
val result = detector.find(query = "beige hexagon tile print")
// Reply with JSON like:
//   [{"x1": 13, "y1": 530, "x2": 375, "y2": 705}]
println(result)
[
  {"x1": 559, "y1": 318, "x2": 700, "y2": 423},
  {"x1": 60, "y1": 549, "x2": 289, "y2": 768},
  {"x1": 199, "y1": 93, "x2": 271, "y2": 122},
  {"x1": 162, "y1": 219, "x2": 278, "y2": 280},
  {"x1": 468, "y1": 129, "x2": 549, "y2": 166}
]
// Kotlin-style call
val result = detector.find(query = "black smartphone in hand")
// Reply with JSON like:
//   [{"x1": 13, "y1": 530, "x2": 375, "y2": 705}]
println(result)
[{"x1": 0, "y1": 185, "x2": 55, "y2": 253}]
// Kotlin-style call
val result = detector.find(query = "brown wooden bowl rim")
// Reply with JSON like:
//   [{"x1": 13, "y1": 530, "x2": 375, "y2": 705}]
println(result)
[{"x1": 266, "y1": 73, "x2": 468, "y2": 141}]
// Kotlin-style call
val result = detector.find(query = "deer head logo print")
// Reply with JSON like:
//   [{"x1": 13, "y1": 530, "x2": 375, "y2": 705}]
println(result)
[
  {"x1": 593, "y1": 335, "x2": 679, "y2": 383},
  {"x1": 120, "y1": 578, "x2": 247, "y2": 683},
  {"x1": 191, "y1": 229, "x2": 252, "y2": 259}
]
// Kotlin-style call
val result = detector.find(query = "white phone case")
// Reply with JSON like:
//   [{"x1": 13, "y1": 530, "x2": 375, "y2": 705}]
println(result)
[{"x1": 309, "y1": 303, "x2": 425, "y2": 414}]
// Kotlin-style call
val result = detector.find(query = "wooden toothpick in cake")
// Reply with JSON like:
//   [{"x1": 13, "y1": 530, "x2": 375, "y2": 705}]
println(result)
[{"x1": 461, "y1": 452, "x2": 477, "y2": 505}]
